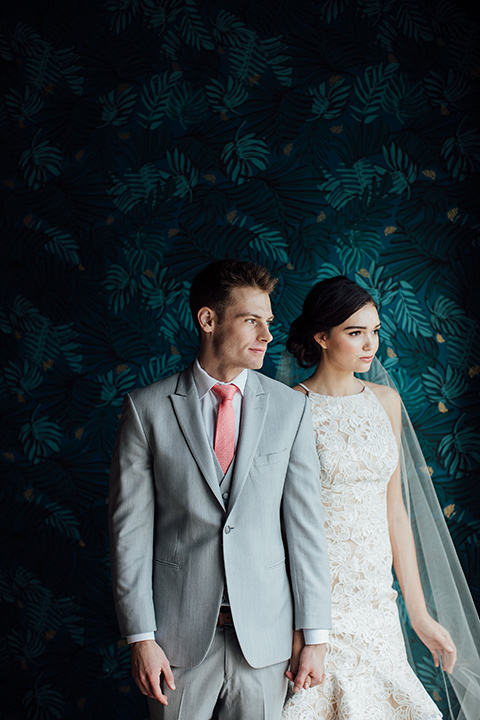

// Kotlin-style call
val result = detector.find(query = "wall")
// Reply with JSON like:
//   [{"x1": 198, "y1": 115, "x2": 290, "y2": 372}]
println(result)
[{"x1": 0, "y1": 0, "x2": 479, "y2": 718}]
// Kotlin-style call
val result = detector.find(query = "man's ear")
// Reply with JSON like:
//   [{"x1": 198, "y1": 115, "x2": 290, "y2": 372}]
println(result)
[
  {"x1": 314, "y1": 331, "x2": 328, "y2": 350},
  {"x1": 197, "y1": 306, "x2": 216, "y2": 334}
]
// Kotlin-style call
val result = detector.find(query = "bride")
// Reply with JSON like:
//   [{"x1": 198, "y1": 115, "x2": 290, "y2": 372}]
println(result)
[{"x1": 281, "y1": 276, "x2": 479, "y2": 720}]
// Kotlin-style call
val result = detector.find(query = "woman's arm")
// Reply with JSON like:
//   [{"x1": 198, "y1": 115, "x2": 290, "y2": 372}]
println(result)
[{"x1": 374, "y1": 384, "x2": 457, "y2": 673}]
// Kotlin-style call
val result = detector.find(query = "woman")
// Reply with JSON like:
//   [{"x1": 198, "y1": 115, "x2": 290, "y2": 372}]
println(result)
[{"x1": 281, "y1": 276, "x2": 479, "y2": 719}]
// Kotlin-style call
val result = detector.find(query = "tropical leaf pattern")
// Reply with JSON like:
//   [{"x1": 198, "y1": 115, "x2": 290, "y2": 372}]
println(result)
[{"x1": 0, "y1": 0, "x2": 479, "y2": 718}]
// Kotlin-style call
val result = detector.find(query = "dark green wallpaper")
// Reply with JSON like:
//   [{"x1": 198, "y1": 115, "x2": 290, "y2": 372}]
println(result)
[{"x1": 0, "y1": 0, "x2": 479, "y2": 718}]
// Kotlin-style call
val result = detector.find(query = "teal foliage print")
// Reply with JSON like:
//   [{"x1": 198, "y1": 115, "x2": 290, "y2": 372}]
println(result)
[{"x1": 0, "y1": 0, "x2": 479, "y2": 718}]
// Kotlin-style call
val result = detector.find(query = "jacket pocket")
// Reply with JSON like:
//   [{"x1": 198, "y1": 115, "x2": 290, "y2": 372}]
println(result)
[
  {"x1": 266, "y1": 557, "x2": 286, "y2": 570},
  {"x1": 153, "y1": 558, "x2": 181, "y2": 569},
  {"x1": 253, "y1": 448, "x2": 288, "y2": 467}
]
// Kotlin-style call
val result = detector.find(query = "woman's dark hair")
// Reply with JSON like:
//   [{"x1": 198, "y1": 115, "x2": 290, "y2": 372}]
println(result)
[{"x1": 287, "y1": 276, "x2": 376, "y2": 368}]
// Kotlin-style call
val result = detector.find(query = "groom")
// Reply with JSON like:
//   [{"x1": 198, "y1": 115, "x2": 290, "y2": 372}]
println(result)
[{"x1": 109, "y1": 259, "x2": 331, "y2": 719}]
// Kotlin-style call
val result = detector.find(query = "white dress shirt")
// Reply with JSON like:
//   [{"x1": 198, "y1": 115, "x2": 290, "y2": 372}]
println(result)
[{"x1": 127, "y1": 360, "x2": 328, "y2": 645}]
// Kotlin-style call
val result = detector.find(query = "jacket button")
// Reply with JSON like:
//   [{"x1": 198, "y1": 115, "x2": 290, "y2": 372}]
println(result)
[{"x1": 224, "y1": 525, "x2": 233, "y2": 534}]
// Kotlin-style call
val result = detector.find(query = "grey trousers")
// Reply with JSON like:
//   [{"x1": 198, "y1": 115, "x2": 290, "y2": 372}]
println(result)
[{"x1": 148, "y1": 625, "x2": 289, "y2": 720}]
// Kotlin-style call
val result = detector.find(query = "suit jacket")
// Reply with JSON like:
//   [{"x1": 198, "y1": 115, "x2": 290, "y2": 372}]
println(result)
[{"x1": 109, "y1": 365, "x2": 331, "y2": 669}]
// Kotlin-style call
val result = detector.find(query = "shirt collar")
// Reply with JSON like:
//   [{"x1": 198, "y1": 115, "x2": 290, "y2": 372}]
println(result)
[{"x1": 193, "y1": 358, "x2": 247, "y2": 400}]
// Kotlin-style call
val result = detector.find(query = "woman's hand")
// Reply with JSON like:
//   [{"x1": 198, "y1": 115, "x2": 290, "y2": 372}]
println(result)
[{"x1": 412, "y1": 614, "x2": 457, "y2": 673}]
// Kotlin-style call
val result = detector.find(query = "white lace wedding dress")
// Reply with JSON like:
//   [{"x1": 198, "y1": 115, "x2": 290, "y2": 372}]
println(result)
[{"x1": 282, "y1": 381, "x2": 442, "y2": 720}]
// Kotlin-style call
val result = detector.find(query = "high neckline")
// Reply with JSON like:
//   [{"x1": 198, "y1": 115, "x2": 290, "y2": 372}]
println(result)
[{"x1": 299, "y1": 378, "x2": 367, "y2": 398}]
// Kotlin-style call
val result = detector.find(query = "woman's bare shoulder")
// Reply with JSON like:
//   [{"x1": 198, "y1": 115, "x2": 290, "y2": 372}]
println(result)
[
  {"x1": 365, "y1": 380, "x2": 401, "y2": 414},
  {"x1": 292, "y1": 383, "x2": 308, "y2": 395}
]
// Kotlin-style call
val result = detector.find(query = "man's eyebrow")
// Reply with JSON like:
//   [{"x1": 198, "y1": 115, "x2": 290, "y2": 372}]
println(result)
[
  {"x1": 235, "y1": 312, "x2": 275, "y2": 320},
  {"x1": 343, "y1": 322, "x2": 382, "y2": 330}
]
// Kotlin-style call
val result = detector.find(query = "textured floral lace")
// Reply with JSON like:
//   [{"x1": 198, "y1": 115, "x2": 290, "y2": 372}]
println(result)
[{"x1": 282, "y1": 384, "x2": 442, "y2": 720}]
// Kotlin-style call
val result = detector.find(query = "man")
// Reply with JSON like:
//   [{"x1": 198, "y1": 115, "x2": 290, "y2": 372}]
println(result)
[{"x1": 109, "y1": 259, "x2": 331, "y2": 719}]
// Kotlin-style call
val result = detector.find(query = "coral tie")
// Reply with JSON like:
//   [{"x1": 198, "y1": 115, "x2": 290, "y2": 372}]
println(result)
[{"x1": 212, "y1": 384, "x2": 238, "y2": 474}]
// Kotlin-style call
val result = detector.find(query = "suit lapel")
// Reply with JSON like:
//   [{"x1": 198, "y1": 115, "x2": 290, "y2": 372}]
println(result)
[
  {"x1": 170, "y1": 367, "x2": 225, "y2": 509},
  {"x1": 229, "y1": 372, "x2": 269, "y2": 512}
]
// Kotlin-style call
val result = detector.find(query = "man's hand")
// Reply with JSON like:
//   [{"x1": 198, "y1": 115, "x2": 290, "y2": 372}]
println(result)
[
  {"x1": 130, "y1": 639, "x2": 175, "y2": 705},
  {"x1": 286, "y1": 632, "x2": 326, "y2": 694}
]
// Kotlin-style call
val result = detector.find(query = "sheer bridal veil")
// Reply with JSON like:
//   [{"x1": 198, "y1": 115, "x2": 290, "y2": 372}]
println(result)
[{"x1": 277, "y1": 354, "x2": 480, "y2": 720}]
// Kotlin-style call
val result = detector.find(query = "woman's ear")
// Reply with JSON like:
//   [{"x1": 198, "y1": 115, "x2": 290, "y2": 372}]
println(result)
[
  {"x1": 197, "y1": 306, "x2": 215, "y2": 334},
  {"x1": 314, "y1": 331, "x2": 328, "y2": 350}
]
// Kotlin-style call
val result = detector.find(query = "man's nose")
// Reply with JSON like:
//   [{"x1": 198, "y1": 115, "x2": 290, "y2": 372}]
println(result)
[{"x1": 259, "y1": 324, "x2": 273, "y2": 343}]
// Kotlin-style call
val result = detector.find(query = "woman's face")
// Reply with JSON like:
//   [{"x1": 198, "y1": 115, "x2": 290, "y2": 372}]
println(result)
[{"x1": 316, "y1": 302, "x2": 380, "y2": 373}]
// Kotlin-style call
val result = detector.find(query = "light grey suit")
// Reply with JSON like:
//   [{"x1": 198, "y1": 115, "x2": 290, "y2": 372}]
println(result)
[{"x1": 109, "y1": 365, "x2": 331, "y2": 713}]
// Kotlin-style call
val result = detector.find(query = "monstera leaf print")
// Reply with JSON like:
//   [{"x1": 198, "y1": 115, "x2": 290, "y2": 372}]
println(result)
[{"x1": 1, "y1": 1, "x2": 479, "y2": 718}]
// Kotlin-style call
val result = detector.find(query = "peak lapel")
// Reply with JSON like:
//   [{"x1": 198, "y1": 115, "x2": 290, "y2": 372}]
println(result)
[
  {"x1": 229, "y1": 373, "x2": 269, "y2": 512},
  {"x1": 169, "y1": 368, "x2": 225, "y2": 509}
]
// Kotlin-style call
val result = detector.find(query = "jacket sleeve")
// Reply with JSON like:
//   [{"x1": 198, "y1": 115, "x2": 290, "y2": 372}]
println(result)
[
  {"x1": 282, "y1": 395, "x2": 332, "y2": 631},
  {"x1": 108, "y1": 393, "x2": 157, "y2": 637}
]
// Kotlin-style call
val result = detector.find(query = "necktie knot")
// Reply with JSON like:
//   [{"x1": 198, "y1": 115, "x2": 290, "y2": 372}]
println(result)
[{"x1": 212, "y1": 383, "x2": 238, "y2": 403}]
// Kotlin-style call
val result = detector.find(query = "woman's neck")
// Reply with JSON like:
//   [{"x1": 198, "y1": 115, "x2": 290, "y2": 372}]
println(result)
[{"x1": 305, "y1": 363, "x2": 363, "y2": 397}]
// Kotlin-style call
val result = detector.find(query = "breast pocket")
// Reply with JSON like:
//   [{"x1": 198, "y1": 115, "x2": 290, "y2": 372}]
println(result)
[{"x1": 252, "y1": 448, "x2": 289, "y2": 467}]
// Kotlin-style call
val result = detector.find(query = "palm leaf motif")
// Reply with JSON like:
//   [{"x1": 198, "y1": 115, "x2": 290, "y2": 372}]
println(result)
[
  {"x1": 318, "y1": 159, "x2": 386, "y2": 210},
  {"x1": 205, "y1": 77, "x2": 249, "y2": 115},
  {"x1": 28, "y1": 488, "x2": 81, "y2": 541},
  {"x1": 421, "y1": 365, "x2": 468, "y2": 408},
  {"x1": 424, "y1": 69, "x2": 470, "y2": 108},
  {"x1": 446, "y1": 322, "x2": 480, "y2": 372},
  {"x1": 139, "y1": 264, "x2": 179, "y2": 311},
  {"x1": 288, "y1": 222, "x2": 331, "y2": 274},
  {"x1": 143, "y1": 0, "x2": 182, "y2": 29},
  {"x1": 212, "y1": 11, "x2": 292, "y2": 86},
  {"x1": 108, "y1": 164, "x2": 163, "y2": 213},
  {"x1": 428, "y1": 296, "x2": 473, "y2": 337},
  {"x1": 11, "y1": 22, "x2": 84, "y2": 95},
  {"x1": 138, "y1": 355, "x2": 182, "y2": 387},
  {"x1": 23, "y1": 676, "x2": 66, "y2": 720},
  {"x1": 394, "y1": 0, "x2": 433, "y2": 41},
  {"x1": 387, "y1": 367, "x2": 425, "y2": 416},
  {"x1": 382, "y1": 142, "x2": 417, "y2": 196},
  {"x1": 104, "y1": 265, "x2": 138, "y2": 314},
  {"x1": 319, "y1": 0, "x2": 349, "y2": 23},
  {"x1": 358, "y1": 0, "x2": 396, "y2": 20},
  {"x1": 98, "y1": 86, "x2": 137, "y2": 128},
  {"x1": 163, "y1": 147, "x2": 199, "y2": 199},
  {"x1": 380, "y1": 222, "x2": 452, "y2": 294},
  {"x1": 393, "y1": 280, "x2": 434, "y2": 338},
  {"x1": 138, "y1": 71, "x2": 183, "y2": 129},
  {"x1": 247, "y1": 224, "x2": 289, "y2": 264},
  {"x1": 165, "y1": 79, "x2": 208, "y2": 128},
  {"x1": 438, "y1": 416, "x2": 480, "y2": 479},
  {"x1": 106, "y1": 0, "x2": 140, "y2": 34},
  {"x1": 4, "y1": 86, "x2": 44, "y2": 123},
  {"x1": 4, "y1": 296, "x2": 45, "y2": 333},
  {"x1": 336, "y1": 229, "x2": 382, "y2": 271},
  {"x1": 40, "y1": 225, "x2": 81, "y2": 266},
  {"x1": 18, "y1": 409, "x2": 63, "y2": 463},
  {"x1": 19, "y1": 135, "x2": 63, "y2": 189},
  {"x1": 441, "y1": 119, "x2": 480, "y2": 180},
  {"x1": 308, "y1": 78, "x2": 351, "y2": 120},
  {"x1": 178, "y1": 0, "x2": 214, "y2": 50},
  {"x1": 354, "y1": 263, "x2": 398, "y2": 309},
  {"x1": 221, "y1": 124, "x2": 270, "y2": 184},
  {"x1": 123, "y1": 230, "x2": 167, "y2": 274},
  {"x1": 3, "y1": 359, "x2": 43, "y2": 397},
  {"x1": 351, "y1": 62, "x2": 398, "y2": 124},
  {"x1": 382, "y1": 74, "x2": 426, "y2": 123},
  {"x1": 7, "y1": 628, "x2": 45, "y2": 663},
  {"x1": 95, "y1": 368, "x2": 137, "y2": 408}
]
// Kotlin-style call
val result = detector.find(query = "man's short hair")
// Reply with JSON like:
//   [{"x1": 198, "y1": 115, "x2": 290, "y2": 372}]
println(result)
[{"x1": 189, "y1": 258, "x2": 277, "y2": 332}]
